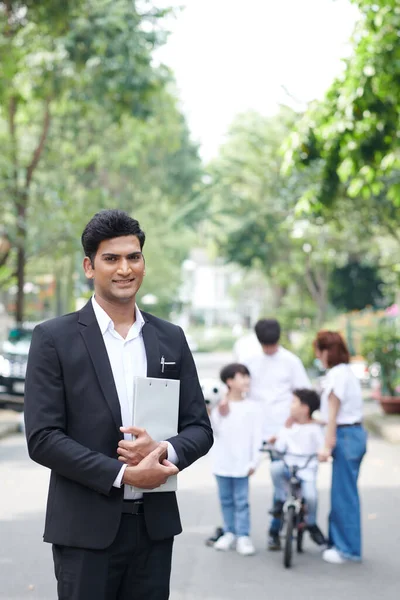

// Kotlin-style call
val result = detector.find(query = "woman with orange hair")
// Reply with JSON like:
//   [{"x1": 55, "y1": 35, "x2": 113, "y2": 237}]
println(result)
[{"x1": 314, "y1": 331, "x2": 367, "y2": 564}]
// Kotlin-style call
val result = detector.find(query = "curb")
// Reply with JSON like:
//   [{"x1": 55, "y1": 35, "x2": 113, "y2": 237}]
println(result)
[{"x1": 364, "y1": 413, "x2": 400, "y2": 444}]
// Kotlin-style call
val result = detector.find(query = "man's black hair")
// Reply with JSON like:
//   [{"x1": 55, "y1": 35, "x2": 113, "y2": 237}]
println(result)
[
  {"x1": 81, "y1": 209, "x2": 145, "y2": 265},
  {"x1": 293, "y1": 388, "x2": 320, "y2": 417},
  {"x1": 254, "y1": 318, "x2": 281, "y2": 345},
  {"x1": 220, "y1": 363, "x2": 250, "y2": 387}
]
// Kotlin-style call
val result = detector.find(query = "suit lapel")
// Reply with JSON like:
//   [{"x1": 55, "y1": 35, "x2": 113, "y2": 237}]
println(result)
[
  {"x1": 78, "y1": 302, "x2": 122, "y2": 432},
  {"x1": 141, "y1": 321, "x2": 161, "y2": 378}
]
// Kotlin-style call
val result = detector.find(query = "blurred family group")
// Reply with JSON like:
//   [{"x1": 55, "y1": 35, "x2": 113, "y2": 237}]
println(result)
[{"x1": 206, "y1": 319, "x2": 367, "y2": 565}]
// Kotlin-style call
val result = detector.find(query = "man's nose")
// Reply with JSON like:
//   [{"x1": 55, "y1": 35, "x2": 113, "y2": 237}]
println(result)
[{"x1": 117, "y1": 259, "x2": 132, "y2": 275}]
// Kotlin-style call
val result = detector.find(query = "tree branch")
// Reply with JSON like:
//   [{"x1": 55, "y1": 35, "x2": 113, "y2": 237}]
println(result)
[
  {"x1": 8, "y1": 95, "x2": 19, "y2": 188},
  {"x1": 0, "y1": 249, "x2": 11, "y2": 268},
  {"x1": 25, "y1": 97, "x2": 52, "y2": 189}
]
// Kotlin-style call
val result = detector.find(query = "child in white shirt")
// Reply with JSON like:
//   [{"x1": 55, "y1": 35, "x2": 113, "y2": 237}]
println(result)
[
  {"x1": 210, "y1": 363, "x2": 263, "y2": 556},
  {"x1": 268, "y1": 388, "x2": 326, "y2": 550}
]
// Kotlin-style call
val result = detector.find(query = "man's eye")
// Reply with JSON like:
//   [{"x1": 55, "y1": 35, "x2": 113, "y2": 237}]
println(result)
[
  {"x1": 131, "y1": 254, "x2": 142, "y2": 261},
  {"x1": 105, "y1": 256, "x2": 116, "y2": 261}
]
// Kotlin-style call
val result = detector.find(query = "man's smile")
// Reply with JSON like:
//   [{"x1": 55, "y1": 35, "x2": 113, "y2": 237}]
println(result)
[{"x1": 112, "y1": 278, "x2": 135, "y2": 284}]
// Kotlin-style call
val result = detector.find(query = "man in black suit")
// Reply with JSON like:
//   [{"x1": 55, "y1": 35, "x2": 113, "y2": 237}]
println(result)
[{"x1": 24, "y1": 209, "x2": 213, "y2": 600}]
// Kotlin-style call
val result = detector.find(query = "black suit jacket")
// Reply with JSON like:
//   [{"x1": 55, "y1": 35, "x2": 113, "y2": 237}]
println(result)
[{"x1": 24, "y1": 300, "x2": 213, "y2": 549}]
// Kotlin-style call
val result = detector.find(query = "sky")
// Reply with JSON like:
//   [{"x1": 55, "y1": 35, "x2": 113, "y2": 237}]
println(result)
[{"x1": 155, "y1": 0, "x2": 360, "y2": 161}]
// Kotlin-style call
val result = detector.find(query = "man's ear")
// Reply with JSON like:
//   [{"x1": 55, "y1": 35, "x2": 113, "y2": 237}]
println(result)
[{"x1": 83, "y1": 256, "x2": 94, "y2": 279}]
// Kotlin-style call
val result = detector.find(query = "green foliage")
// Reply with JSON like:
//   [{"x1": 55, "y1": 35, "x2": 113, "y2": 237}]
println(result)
[
  {"x1": 362, "y1": 320, "x2": 400, "y2": 396},
  {"x1": 329, "y1": 261, "x2": 387, "y2": 311},
  {"x1": 285, "y1": 0, "x2": 400, "y2": 233},
  {"x1": 202, "y1": 108, "x2": 384, "y2": 327},
  {"x1": 0, "y1": 0, "x2": 203, "y2": 322}
]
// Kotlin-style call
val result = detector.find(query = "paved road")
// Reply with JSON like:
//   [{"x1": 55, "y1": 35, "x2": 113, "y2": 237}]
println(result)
[{"x1": 1, "y1": 352, "x2": 399, "y2": 599}]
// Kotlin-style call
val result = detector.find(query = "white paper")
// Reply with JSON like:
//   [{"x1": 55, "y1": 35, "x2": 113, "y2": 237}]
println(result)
[{"x1": 131, "y1": 376, "x2": 180, "y2": 493}]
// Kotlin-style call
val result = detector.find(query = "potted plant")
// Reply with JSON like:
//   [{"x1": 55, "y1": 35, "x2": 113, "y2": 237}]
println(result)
[{"x1": 362, "y1": 320, "x2": 400, "y2": 414}]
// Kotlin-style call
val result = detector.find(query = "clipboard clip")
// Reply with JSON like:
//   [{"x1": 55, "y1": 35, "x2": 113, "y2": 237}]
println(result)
[{"x1": 161, "y1": 356, "x2": 176, "y2": 373}]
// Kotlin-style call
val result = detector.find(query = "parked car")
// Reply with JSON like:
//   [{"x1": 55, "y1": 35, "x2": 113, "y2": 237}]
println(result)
[{"x1": 0, "y1": 327, "x2": 33, "y2": 396}]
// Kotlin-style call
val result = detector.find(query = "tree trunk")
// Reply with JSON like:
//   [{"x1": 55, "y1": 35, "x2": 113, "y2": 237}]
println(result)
[
  {"x1": 303, "y1": 256, "x2": 329, "y2": 327},
  {"x1": 15, "y1": 197, "x2": 27, "y2": 325},
  {"x1": 13, "y1": 98, "x2": 51, "y2": 324},
  {"x1": 15, "y1": 244, "x2": 25, "y2": 325}
]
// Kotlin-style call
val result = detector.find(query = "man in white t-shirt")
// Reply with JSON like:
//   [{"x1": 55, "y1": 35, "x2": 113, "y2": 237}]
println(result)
[
  {"x1": 244, "y1": 319, "x2": 312, "y2": 549},
  {"x1": 245, "y1": 319, "x2": 311, "y2": 440}
]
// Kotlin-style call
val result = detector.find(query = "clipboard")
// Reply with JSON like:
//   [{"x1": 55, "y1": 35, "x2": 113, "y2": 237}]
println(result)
[{"x1": 131, "y1": 376, "x2": 180, "y2": 493}]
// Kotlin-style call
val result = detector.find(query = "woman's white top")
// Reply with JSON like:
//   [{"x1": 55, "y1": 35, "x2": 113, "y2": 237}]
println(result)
[
  {"x1": 320, "y1": 363, "x2": 363, "y2": 425},
  {"x1": 210, "y1": 399, "x2": 264, "y2": 477},
  {"x1": 274, "y1": 422, "x2": 325, "y2": 481}
]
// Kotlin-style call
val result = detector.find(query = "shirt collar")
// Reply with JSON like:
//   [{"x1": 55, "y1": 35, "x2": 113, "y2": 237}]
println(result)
[{"x1": 91, "y1": 296, "x2": 145, "y2": 337}]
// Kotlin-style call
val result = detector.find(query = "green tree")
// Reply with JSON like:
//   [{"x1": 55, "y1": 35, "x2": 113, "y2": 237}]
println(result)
[
  {"x1": 202, "y1": 107, "x2": 388, "y2": 326},
  {"x1": 20, "y1": 86, "x2": 202, "y2": 320},
  {"x1": 329, "y1": 260, "x2": 387, "y2": 312},
  {"x1": 0, "y1": 0, "x2": 170, "y2": 322},
  {"x1": 285, "y1": 0, "x2": 400, "y2": 232}
]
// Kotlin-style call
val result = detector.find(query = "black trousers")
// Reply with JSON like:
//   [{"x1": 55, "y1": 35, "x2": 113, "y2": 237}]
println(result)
[{"x1": 52, "y1": 514, "x2": 174, "y2": 600}]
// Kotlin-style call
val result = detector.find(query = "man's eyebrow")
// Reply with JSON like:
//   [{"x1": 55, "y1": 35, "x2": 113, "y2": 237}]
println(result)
[{"x1": 101, "y1": 252, "x2": 142, "y2": 257}]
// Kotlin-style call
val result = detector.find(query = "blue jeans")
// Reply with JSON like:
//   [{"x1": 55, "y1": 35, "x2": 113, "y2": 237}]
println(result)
[
  {"x1": 270, "y1": 461, "x2": 318, "y2": 528},
  {"x1": 329, "y1": 425, "x2": 367, "y2": 560},
  {"x1": 216, "y1": 476, "x2": 250, "y2": 537}
]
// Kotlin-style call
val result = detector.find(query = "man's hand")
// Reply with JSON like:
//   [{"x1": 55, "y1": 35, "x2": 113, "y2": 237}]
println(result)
[
  {"x1": 318, "y1": 447, "x2": 332, "y2": 462},
  {"x1": 122, "y1": 446, "x2": 179, "y2": 490},
  {"x1": 248, "y1": 467, "x2": 255, "y2": 476},
  {"x1": 118, "y1": 426, "x2": 166, "y2": 466}
]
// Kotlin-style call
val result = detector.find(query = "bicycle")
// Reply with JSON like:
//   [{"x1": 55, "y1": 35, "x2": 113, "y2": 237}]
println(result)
[{"x1": 261, "y1": 444, "x2": 318, "y2": 568}]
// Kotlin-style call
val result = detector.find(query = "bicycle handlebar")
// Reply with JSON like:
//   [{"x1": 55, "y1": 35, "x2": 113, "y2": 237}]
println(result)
[{"x1": 260, "y1": 443, "x2": 318, "y2": 469}]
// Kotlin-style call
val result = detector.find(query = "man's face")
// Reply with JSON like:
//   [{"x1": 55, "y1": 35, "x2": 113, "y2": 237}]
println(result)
[
  {"x1": 262, "y1": 344, "x2": 279, "y2": 356},
  {"x1": 83, "y1": 235, "x2": 145, "y2": 304}
]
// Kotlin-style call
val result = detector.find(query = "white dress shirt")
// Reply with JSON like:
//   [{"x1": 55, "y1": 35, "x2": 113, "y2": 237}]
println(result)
[
  {"x1": 245, "y1": 346, "x2": 311, "y2": 439},
  {"x1": 91, "y1": 297, "x2": 178, "y2": 500}
]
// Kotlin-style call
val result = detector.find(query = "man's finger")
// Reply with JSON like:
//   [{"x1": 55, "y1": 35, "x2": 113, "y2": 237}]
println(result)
[
  {"x1": 120, "y1": 426, "x2": 146, "y2": 436},
  {"x1": 118, "y1": 439, "x2": 137, "y2": 450},
  {"x1": 117, "y1": 446, "x2": 134, "y2": 456},
  {"x1": 118, "y1": 456, "x2": 128, "y2": 463},
  {"x1": 161, "y1": 462, "x2": 179, "y2": 476},
  {"x1": 150, "y1": 445, "x2": 169, "y2": 460}
]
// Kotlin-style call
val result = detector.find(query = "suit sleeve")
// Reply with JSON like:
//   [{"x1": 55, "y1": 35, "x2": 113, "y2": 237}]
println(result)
[
  {"x1": 166, "y1": 327, "x2": 213, "y2": 470},
  {"x1": 24, "y1": 325, "x2": 122, "y2": 496}
]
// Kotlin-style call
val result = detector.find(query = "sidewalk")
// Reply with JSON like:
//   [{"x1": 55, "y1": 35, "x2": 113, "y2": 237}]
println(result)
[
  {"x1": 363, "y1": 401, "x2": 400, "y2": 444},
  {"x1": 0, "y1": 409, "x2": 22, "y2": 440}
]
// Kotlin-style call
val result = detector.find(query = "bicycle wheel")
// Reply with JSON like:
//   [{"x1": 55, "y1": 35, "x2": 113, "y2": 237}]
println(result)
[{"x1": 284, "y1": 506, "x2": 295, "y2": 568}]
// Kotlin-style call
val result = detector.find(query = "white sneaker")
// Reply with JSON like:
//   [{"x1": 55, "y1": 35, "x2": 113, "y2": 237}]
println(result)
[
  {"x1": 236, "y1": 536, "x2": 255, "y2": 556},
  {"x1": 322, "y1": 547, "x2": 346, "y2": 564},
  {"x1": 214, "y1": 532, "x2": 236, "y2": 551}
]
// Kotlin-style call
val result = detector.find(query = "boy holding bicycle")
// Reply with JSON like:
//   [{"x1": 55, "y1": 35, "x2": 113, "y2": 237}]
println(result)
[{"x1": 268, "y1": 388, "x2": 326, "y2": 550}]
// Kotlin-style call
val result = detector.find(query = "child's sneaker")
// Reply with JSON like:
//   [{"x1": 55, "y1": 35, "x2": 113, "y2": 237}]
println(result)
[
  {"x1": 236, "y1": 536, "x2": 255, "y2": 556},
  {"x1": 214, "y1": 532, "x2": 236, "y2": 551},
  {"x1": 205, "y1": 526, "x2": 224, "y2": 547},
  {"x1": 307, "y1": 524, "x2": 327, "y2": 546}
]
